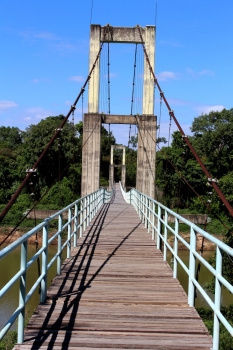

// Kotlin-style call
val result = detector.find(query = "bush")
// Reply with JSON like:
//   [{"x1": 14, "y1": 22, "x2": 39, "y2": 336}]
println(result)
[{"x1": 0, "y1": 330, "x2": 17, "y2": 350}]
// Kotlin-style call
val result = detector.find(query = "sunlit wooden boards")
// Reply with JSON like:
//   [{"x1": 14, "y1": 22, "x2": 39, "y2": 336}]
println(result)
[{"x1": 13, "y1": 185, "x2": 212, "y2": 350}]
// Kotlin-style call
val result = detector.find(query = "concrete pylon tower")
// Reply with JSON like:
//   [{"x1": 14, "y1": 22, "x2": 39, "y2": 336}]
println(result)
[
  {"x1": 109, "y1": 145, "x2": 126, "y2": 190},
  {"x1": 81, "y1": 24, "x2": 156, "y2": 197}
]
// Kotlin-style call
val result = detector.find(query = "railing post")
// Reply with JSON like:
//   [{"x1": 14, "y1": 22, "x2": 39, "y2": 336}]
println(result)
[
  {"x1": 87, "y1": 195, "x2": 90, "y2": 227},
  {"x1": 18, "y1": 240, "x2": 28, "y2": 344},
  {"x1": 67, "y1": 208, "x2": 72, "y2": 259},
  {"x1": 152, "y1": 201, "x2": 155, "y2": 241},
  {"x1": 90, "y1": 194, "x2": 93, "y2": 221},
  {"x1": 57, "y1": 213, "x2": 62, "y2": 275},
  {"x1": 146, "y1": 198, "x2": 149, "y2": 231},
  {"x1": 94, "y1": 191, "x2": 96, "y2": 214},
  {"x1": 173, "y1": 217, "x2": 179, "y2": 279},
  {"x1": 143, "y1": 195, "x2": 146, "y2": 226},
  {"x1": 157, "y1": 206, "x2": 161, "y2": 250},
  {"x1": 80, "y1": 199, "x2": 83, "y2": 237},
  {"x1": 213, "y1": 246, "x2": 222, "y2": 350},
  {"x1": 148, "y1": 199, "x2": 152, "y2": 234},
  {"x1": 163, "y1": 211, "x2": 168, "y2": 261},
  {"x1": 188, "y1": 227, "x2": 196, "y2": 306},
  {"x1": 41, "y1": 219, "x2": 48, "y2": 303},
  {"x1": 74, "y1": 203, "x2": 78, "y2": 247},
  {"x1": 83, "y1": 198, "x2": 85, "y2": 232}
]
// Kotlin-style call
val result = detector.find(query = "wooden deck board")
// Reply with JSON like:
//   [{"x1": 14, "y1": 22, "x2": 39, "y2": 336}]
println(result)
[{"x1": 13, "y1": 184, "x2": 212, "y2": 349}]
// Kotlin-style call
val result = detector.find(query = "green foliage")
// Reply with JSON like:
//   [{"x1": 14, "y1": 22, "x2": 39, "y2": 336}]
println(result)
[
  {"x1": 191, "y1": 108, "x2": 233, "y2": 178},
  {"x1": 0, "y1": 126, "x2": 23, "y2": 149},
  {"x1": 0, "y1": 330, "x2": 17, "y2": 350},
  {"x1": 197, "y1": 306, "x2": 233, "y2": 350},
  {"x1": 100, "y1": 126, "x2": 116, "y2": 181},
  {"x1": 156, "y1": 109, "x2": 233, "y2": 218},
  {"x1": 39, "y1": 177, "x2": 76, "y2": 209},
  {"x1": 20, "y1": 115, "x2": 80, "y2": 190},
  {"x1": 126, "y1": 149, "x2": 137, "y2": 188}
]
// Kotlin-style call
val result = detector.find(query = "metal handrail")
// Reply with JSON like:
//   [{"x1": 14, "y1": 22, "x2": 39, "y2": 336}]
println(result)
[
  {"x1": 0, "y1": 187, "x2": 113, "y2": 343},
  {"x1": 120, "y1": 184, "x2": 233, "y2": 350}
]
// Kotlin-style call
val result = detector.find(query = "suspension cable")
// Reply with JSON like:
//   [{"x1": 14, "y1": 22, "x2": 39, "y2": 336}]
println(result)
[
  {"x1": 136, "y1": 25, "x2": 233, "y2": 218},
  {"x1": 107, "y1": 42, "x2": 111, "y2": 140},
  {"x1": 107, "y1": 43, "x2": 111, "y2": 115},
  {"x1": 130, "y1": 44, "x2": 138, "y2": 115},
  {"x1": 0, "y1": 112, "x2": 103, "y2": 247},
  {"x1": 128, "y1": 44, "x2": 138, "y2": 148},
  {"x1": 0, "y1": 25, "x2": 111, "y2": 223},
  {"x1": 157, "y1": 91, "x2": 163, "y2": 141}
]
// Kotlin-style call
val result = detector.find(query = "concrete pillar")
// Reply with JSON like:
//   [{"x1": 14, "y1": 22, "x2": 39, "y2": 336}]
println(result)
[
  {"x1": 121, "y1": 147, "x2": 126, "y2": 190},
  {"x1": 122, "y1": 147, "x2": 126, "y2": 166},
  {"x1": 88, "y1": 25, "x2": 101, "y2": 113},
  {"x1": 110, "y1": 145, "x2": 114, "y2": 165},
  {"x1": 136, "y1": 115, "x2": 156, "y2": 198},
  {"x1": 81, "y1": 113, "x2": 101, "y2": 197},
  {"x1": 142, "y1": 26, "x2": 155, "y2": 115},
  {"x1": 109, "y1": 165, "x2": 114, "y2": 190},
  {"x1": 121, "y1": 165, "x2": 126, "y2": 190}
]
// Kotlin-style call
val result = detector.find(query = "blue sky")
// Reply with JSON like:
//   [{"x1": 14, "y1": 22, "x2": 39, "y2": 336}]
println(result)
[{"x1": 1, "y1": 0, "x2": 233, "y2": 145}]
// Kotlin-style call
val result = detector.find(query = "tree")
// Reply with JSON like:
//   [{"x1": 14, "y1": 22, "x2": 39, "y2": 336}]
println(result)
[
  {"x1": 0, "y1": 127, "x2": 24, "y2": 204},
  {"x1": 100, "y1": 126, "x2": 116, "y2": 185},
  {"x1": 191, "y1": 108, "x2": 233, "y2": 178},
  {"x1": 0, "y1": 126, "x2": 23, "y2": 149},
  {"x1": 20, "y1": 116, "x2": 81, "y2": 194},
  {"x1": 156, "y1": 131, "x2": 207, "y2": 209}
]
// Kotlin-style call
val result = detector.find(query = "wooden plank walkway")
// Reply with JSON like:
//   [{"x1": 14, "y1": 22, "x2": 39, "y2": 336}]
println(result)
[{"x1": 13, "y1": 184, "x2": 212, "y2": 350}]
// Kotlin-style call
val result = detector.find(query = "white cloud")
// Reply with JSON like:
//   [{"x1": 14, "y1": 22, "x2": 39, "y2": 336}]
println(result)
[
  {"x1": 157, "y1": 71, "x2": 179, "y2": 82},
  {"x1": 24, "y1": 107, "x2": 53, "y2": 124},
  {"x1": 20, "y1": 30, "x2": 78, "y2": 54},
  {"x1": 186, "y1": 68, "x2": 214, "y2": 77},
  {"x1": 0, "y1": 100, "x2": 17, "y2": 111},
  {"x1": 158, "y1": 40, "x2": 183, "y2": 48},
  {"x1": 196, "y1": 105, "x2": 225, "y2": 115},
  {"x1": 68, "y1": 76, "x2": 85, "y2": 82},
  {"x1": 198, "y1": 69, "x2": 214, "y2": 76},
  {"x1": 20, "y1": 30, "x2": 59, "y2": 41},
  {"x1": 31, "y1": 78, "x2": 50, "y2": 84}
]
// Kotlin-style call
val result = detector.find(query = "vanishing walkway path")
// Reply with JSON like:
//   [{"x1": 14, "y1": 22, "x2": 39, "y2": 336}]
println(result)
[{"x1": 14, "y1": 184, "x2": 212, "y2": 349}]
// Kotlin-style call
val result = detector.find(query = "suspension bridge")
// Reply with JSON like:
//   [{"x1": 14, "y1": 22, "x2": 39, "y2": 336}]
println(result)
[{"x1": 0, "y1": 24, "x2": 233, "y2": 350}]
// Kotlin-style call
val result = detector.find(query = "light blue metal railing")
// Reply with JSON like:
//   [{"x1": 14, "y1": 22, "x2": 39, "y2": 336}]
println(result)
[
  {"x1": 0, "y1": 187, "x2": 113, "y2": 344},
  {"x1": 120, "y1": 183, "x2": 233, "y2": 350}
]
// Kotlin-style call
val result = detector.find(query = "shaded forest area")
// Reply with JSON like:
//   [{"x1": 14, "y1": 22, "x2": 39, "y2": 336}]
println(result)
[{"x1": 1, "y1": 109, "x2": 233, "y2": 233}]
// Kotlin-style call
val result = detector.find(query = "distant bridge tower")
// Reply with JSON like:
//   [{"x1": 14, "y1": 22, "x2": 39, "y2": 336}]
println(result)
[
  {"x1": 81, "y1": 24, "x2": 156, "y2": 198},
  {"x1": 109, "y1": 145, "x2": 126, "y2": 191}
]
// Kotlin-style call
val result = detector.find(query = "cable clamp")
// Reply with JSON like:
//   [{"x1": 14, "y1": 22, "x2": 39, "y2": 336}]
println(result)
[
  {"x1": 169, "y1": 110, "x2": 174, "y2": 116},
  {"x1": 71, "y1": 105, "x2": 76, "y2": 111},
  {"x1": 55, "y1": 128, "x2": 62, "y2": 132},
  {"x1": 26, "y1": 168, "x2": 37, "y2": 173},
  {"x1": 208, "y1": 178, "x2": 218, "y2": 183}
]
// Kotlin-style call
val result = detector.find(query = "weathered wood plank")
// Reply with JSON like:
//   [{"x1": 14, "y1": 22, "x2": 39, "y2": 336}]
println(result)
[{"x1": 13, "y1": 184, "x2": 212, "y2": 349}]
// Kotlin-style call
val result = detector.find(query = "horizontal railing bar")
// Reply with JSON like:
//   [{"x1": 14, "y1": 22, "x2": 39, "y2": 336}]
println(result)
[
  {"x1": 0, "y1": 269, "x2": 24, "y2": 298},
  {"x1": 25, "y1": 274, "x2": 44, "y2": 304},
  {"x1": 0, "y1": 186, "x2": 114, "y2": 343},
  {"x1": 26, "y1": 247, "x2": 45, "y2": 270},
  {"x1": 119, "y1": 183, "x2": 233, "y2": 350},
  {"x1": 0, "y1": 305, "x2": 23, "y2": 340}
]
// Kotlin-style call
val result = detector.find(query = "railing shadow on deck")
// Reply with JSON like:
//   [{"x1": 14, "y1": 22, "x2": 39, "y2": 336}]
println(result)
[
  {"x1": 120, "y1": 182, "x2": 233, "y2": 350},
  {"x1": 0, "y1": 187, "x2": 114, "y2": 344},
  {"x1": 27, "y1": 203, "x2": 141, "y2": 349}
]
